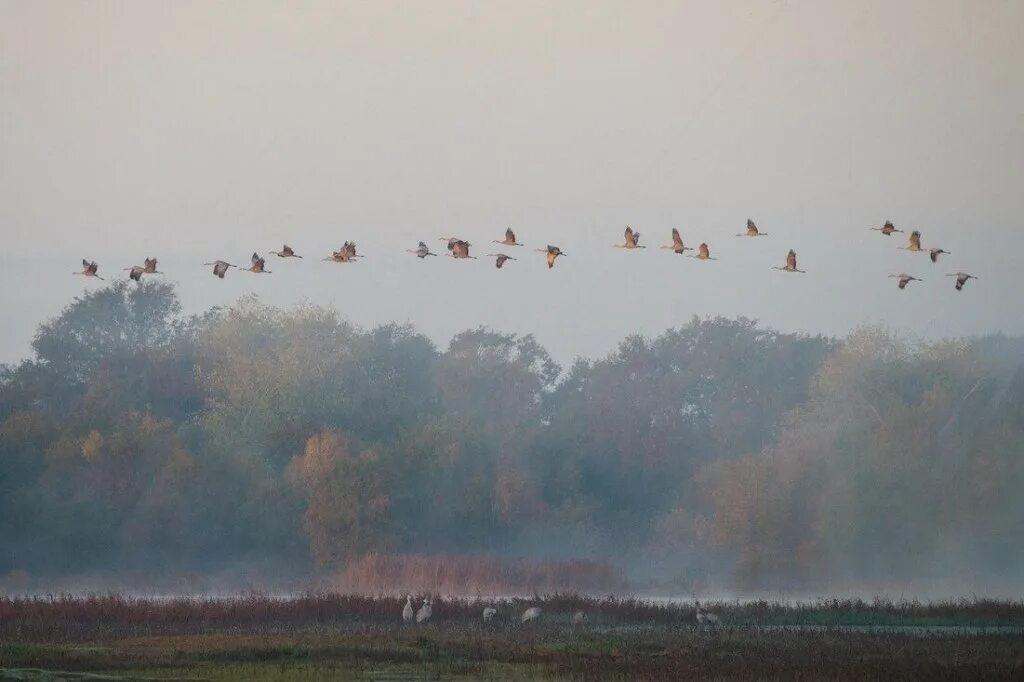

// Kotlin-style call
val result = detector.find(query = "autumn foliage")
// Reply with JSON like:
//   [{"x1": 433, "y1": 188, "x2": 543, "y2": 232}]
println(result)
[
  {"x1": 2, "y1": 281, "x2": 1023, "y2": 594},
  {"x1": 333, "y1": 553, "x2": 626, "y2": 595}
]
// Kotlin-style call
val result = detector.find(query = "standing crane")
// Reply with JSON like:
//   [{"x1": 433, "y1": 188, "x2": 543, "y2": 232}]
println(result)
[
  {"x1": 536, "y1": 245, "x2": 566, "y2": 268},
  {"x1": 416, "y1": 598, "x2": 432, "y2": 623},
  {"x1": 947, "y1": 272, "x2": 977, "y2": 291},
  {"x1": 493, "y1": 227, "x2": 523, "y2": 246},
  {"x1": 737, "y1": 219, "x2": 767, "y2": 237},
  {"x1": 615, "y1": 226, "x2": 644, "y2": 249},
  {"x1": 271, "y1": 245, "x2": 302, "y2": 258},
  {"x1": 695, "y1": 601, "x2": 720, "y2": 628},
  {"x1": 889, "y1": 273, "x2": 922, "y2": 289},
  {"x1": 687, "y1": 243, "x2": 715, "y2": 260},
  {"x1": 486, "y1": 253, "x2": 515, "y2": 268},
  {"x1": 402, "y1": 595, "x2": 414, "y2": 623},
  {"x1": 408, "y1": 241, "x2": 437, "y2": 258},
  {"x1": 661, "y1": 228, "x2": 692, "y2": 254},
  {"x1": 773, "y1": 249, "x2": 806, "y2": 273},
  {"x1": 240, "y1": 253, "x2": 271, "y2": 273},
  {"x1": 205, "y1": 260, "x2": 235, "y2": 278},
  {"x1": 521, "y1": 606, "x2": 542, "y2": 623},
  {"x1": 871, "y1": 221, "x2": 903, "y2": 236},
  {"x1": 74, "y1": 259, "x2": 104, "y2": 280}
]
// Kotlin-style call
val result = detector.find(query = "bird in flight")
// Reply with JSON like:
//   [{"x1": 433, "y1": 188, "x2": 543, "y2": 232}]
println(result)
[
  {"x1": 947, "y1": 272, "x2": 977, "y2": 291},
  {"x1": 325, "y1": 242, "x2": 359, "y2": 263},
  {"x1": 241, "y1": 253, "x2": 271, "y2": 273},
  {"x1": 271, "y1": 245, "x2": 302, "y2": 258},
  {"x1": 125, "y1": 257, "x2": 160, "y2": 281},
  {"x1": 889, "y1": 273, "x2": 921, "y2": 289},
  {"x1": 445, "y1": 239, "x2": 476, "y2": 259},
  {"x1": 871, "y1": 220, "x2": 903, "y2": 236},
  {"x1": 929, "y1": 248, "x2": 950, "y2": 263},
  {"x1": 439, "y1": 237, "x2": 464, "y2": 252},
  {"x1": 487, "y1": 253, "x2": 515, "y2": 268},
  {"x1": 688, "y1": 243, "x2": 716, "y2": 260},
  {"x1": 615, "y1": 226, "x2": 644, "y2": 249},
  {"x1": 662, "y1": 228, "x2": 692, "y2": 254},
  {"x1": 408, "y1": 241, "x2": 437, "y2": 258},
  {"x1": 738, "y1": 219, "x2": 767, "y2": 237},
  {"x1": 537, "y1": 245, "x2": 566, "y2": 268},
  {"x1": 899, "y1": 230, "x2": 924, "y2": 252},
  {"x1": 493, "y1": 227, "x2": 523, "y2": 246},
  {"x1": 74, "y1": 259, "x2": 104, "y2": 280},
  {"x1": 773, "y1": 249, "x2": 806, "y2": 273},
  {"x1": 205, "y1": 260, "x2": 235, "y2": 279}
]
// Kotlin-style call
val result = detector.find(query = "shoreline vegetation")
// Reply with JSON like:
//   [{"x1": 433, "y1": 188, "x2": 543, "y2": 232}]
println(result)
[
  {"x1": 4, "y1": 593, "x2": 1024, "y2": 636},
  {"x1": 2, "y1": 593, "x2": 1023, "y2": 680}
]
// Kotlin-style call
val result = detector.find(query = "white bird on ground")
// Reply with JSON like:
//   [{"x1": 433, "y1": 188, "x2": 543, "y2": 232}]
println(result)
[
  {"x1": 521, "y1": 606, "x2": 542, "y2": 624},
  {"x1": 416, "y1": 598, "x2": 432, "y2": 623},
  {"x1": 483, "y1": 606, "x2": 497, "y2": 622},
  {"x1": 572, "y1": 610, "x2": 587, "y2": 625},
  {"x1": 402, "y1": 595, "x2": 414, "y2": 623},
  {"x1": 695, "y1": 601, "x2": 720, "y2": 627}
]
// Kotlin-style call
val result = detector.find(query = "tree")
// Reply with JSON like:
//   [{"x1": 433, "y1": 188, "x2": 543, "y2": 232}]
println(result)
[
  {"x1": 289, "y1": 430, "x2": 391, "y2": 570},
  {"x1": 32, "y1": 280, "x2": 181, "y2": 384}
]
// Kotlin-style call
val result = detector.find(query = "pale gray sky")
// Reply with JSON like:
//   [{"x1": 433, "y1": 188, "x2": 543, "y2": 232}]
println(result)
[{"x1": 1, "y1": 0, "x2": 1022, "y2": 364}]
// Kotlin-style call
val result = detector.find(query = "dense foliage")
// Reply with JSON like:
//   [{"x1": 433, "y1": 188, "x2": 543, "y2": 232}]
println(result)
[{"x1": 1, "y1": 281, "x2": 1022, "y2": 591}]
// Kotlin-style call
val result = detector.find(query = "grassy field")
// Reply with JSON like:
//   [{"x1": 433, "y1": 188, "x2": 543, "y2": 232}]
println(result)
[{"x1": 2, "y1": 594, "x2": 1024, "y2": 680}]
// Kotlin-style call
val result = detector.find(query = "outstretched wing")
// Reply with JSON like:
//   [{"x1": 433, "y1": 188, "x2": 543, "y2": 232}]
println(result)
[
  {"x1": 505, "y1": 227, "x2": 516, "y2": 243},
  {"x1": 786, "y1": 250, "x2": 797, "y2": 270}
]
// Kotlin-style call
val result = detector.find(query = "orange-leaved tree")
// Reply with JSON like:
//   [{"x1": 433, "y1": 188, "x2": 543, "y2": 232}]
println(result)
[{"x1": 289, "y1": 430, "x2": 391, "y2": 570}]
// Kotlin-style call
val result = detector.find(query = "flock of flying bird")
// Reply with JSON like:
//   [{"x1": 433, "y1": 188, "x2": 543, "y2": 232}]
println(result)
[{"x1": 72, "y1": 220, "x2": 978, "y2": 292}]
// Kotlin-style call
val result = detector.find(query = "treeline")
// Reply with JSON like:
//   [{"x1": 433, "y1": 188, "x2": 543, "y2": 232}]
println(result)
[{"x1": 1, "y1": 281, "x2": 1022, "y2": 592}]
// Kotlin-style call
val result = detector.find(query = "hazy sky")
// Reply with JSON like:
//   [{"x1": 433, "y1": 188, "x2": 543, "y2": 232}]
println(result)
[{"x1": 1, "y1": 0, "x2": 1022, "y2": 364}]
